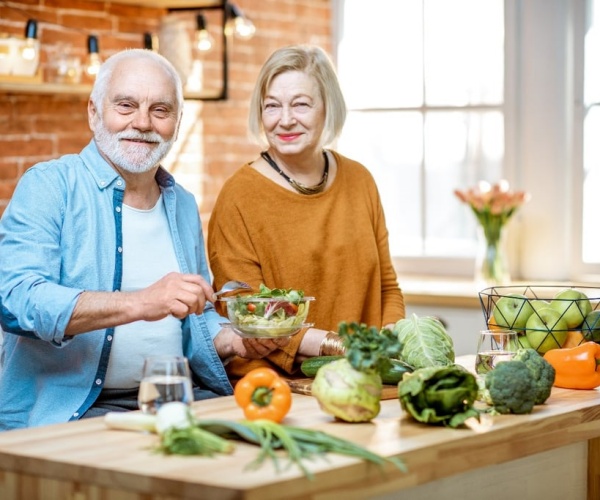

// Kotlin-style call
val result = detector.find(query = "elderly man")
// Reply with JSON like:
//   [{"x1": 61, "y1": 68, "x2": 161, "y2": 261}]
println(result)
[{"x1": 0, "y1": 49, "x2": 287, "y2": 430}]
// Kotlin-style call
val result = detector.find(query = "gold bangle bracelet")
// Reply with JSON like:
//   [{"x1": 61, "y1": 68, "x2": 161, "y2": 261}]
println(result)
[{"x1": 319, "y1": 331, "x2": 346, "y2": 356}]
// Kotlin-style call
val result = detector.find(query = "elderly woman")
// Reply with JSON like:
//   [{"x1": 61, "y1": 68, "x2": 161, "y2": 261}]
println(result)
[{"x1": 208, "y1": 45, "x2": 405, "y2": 380}]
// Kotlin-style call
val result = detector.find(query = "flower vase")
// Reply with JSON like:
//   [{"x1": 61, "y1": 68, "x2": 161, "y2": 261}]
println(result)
[{"x1": 475, "y1": 226, "x2": 511, "y2": 285}]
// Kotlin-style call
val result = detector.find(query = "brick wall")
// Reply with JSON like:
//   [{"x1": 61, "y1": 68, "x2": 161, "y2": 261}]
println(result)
[{"x1": 0, "y1": 0, "x2": 332, "y2": 226}]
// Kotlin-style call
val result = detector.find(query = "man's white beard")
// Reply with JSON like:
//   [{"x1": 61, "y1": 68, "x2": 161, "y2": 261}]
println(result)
[{"x1": 94, "y1": 119, "x2": 176, "y2": 174}]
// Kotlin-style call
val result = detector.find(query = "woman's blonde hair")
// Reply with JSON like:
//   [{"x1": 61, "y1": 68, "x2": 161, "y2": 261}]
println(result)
[{"x1": 248, "y1": 45, "x2": 347, "y2": 148}]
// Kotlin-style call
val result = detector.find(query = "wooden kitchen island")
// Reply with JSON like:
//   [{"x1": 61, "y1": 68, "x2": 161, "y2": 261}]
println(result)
[{"x1": 0, "y1": 357, "x2": 599, "y2": 500}]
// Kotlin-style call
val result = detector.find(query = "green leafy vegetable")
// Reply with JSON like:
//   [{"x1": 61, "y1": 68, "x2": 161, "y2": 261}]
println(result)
[
  {"x1": 340, "y1": 322, "x2": 403, "y2": 375},
  {"x1": 397, "y1": 364, "x2": 480, "y2": 428},
  {"x1": 157, "y1": 426, "x2": 235, "y2": 456},
  {"x1": 393, "y1": 314, "x2": 455, "y2": 369},
  {"x1": 252, "y1": 283, "x2": 304, "y2": 302},
  {"x1": 311, "y1": 322, "x2": 403, "y2": 422}
]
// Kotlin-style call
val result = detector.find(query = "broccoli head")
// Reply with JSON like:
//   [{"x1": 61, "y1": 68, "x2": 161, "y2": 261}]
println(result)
[
  {"x1": 513, "y1": 348, "x2": 555, "y2": 405},
  {"x1": 484, "y1": 360, "x2": 536, "y2": 414}
]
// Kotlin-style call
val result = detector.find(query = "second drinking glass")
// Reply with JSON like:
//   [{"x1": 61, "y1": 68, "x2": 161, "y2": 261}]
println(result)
[
  {"x1": 138, "y1": 355, "x2": 194, "y2": 414},
  {"x1": 475, "y1": 329, "x2": 518, "y2": 376}
]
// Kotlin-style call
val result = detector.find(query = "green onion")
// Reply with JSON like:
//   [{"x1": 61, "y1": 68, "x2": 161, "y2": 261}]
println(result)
[
  {"x1": 195, "y1": 418, "x2": 407, "y2": 479},
  {"x1": 152, "y1": 410, "x2": 407, "y2": 479}
]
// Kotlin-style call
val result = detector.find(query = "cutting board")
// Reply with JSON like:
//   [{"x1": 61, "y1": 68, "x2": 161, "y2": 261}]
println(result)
[{"x1": 285, "y1": 378, "x2": 399, "y2": 400}]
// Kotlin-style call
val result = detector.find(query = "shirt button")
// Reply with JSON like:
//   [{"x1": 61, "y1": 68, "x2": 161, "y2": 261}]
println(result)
[
  {"x1": 100, "y1": 181, "x2": 106, "y2": 187},
  {"x1": 117, "y1": 247, "x2": 123, "y2": 253},
  {"x1": 95, "y1": 379, "x2": 102, "y2": 385},
  {"x1": 116, "y1": 206, "x2": 121, "y2": 213},
  {"x1": 107, "y1": 335, "x2": 113, "y2": 341},
  {"x1": 73, "y1": 412, "x2": 79, "y2": 417},
  {"x1": 117, "y1": 180, "x2": 123, "y2": 186}
]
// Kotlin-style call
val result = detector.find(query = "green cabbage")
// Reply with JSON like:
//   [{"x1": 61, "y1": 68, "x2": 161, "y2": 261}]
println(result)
[{"x1": 393, "y1": 314, "x2": 455, "y2": 369}]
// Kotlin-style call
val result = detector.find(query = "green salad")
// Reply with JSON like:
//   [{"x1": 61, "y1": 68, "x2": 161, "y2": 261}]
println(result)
[{"x1": 226, "y1": 284, "x2": 312, "y2": 337}]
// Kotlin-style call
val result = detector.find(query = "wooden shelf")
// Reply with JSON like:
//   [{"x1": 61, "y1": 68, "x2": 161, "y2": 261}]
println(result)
[
  {"x1": 88, "y1": 0, "x2": 223, "y2": 7},
  {"x1": 0, "y1": 81, "x2": 91, "y2": 96},
  {"x1": 0, "y1": 81, "x2": 225, "y2": 101}
]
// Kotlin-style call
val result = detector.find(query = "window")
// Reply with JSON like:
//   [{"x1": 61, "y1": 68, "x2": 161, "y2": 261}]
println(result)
[
  {"x1": 334, "y1": 0, "x2": 600, "y2": 281},
  {"x1": 335, "y1": 0, "x2": 504, "y2": 276}
]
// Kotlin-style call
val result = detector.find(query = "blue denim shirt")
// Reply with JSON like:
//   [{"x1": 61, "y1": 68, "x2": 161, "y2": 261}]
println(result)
[{"x1": 0, "y1": 140, "x2": 233, "y2": 430}]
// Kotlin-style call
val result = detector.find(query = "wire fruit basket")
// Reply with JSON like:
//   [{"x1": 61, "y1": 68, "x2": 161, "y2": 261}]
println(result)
[{"x1": 478, "y1": 285, "x2": 600, "y2": 353}]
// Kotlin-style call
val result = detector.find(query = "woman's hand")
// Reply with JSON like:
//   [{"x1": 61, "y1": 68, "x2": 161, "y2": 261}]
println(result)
[
  {"x1": 295, "y1": 328, "x2": 329, "y2": 363},
  {"x1": 214, "y1": 327, "x2": 291, "y2": 361}
]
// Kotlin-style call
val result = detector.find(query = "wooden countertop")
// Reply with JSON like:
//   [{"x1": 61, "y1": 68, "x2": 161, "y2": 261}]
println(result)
[{"x1": 0, "y1": 356, "x2": 599, "y2": 499}]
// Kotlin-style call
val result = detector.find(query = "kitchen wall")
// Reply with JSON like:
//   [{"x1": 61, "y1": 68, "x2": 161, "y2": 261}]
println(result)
[{"x1": 0, "y1": 0, "x2": 332, "y2": 227}]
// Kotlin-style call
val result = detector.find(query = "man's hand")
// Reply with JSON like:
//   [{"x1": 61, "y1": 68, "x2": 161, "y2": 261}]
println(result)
[
  {"x1": 136, "y1": 272, "x2": 216, "y2": 320},
  {"x1": 66, "y1": 272, "x2": 216, "y2": 335}
]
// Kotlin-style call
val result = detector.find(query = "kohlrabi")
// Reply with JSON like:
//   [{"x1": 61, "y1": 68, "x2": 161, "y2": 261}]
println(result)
[{"x1": 311, "y1": 322, "x2": 402, "y2": 422}]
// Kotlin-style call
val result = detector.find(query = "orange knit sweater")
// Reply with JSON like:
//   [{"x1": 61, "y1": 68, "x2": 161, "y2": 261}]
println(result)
[{"x1": 207, "y1": 151, "x2": 405, "y2": 378}]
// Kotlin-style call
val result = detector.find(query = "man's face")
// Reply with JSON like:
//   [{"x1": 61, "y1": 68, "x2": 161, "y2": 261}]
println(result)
[{"x1": 89, "y1": 58, "x2": 181, "y2": 174}]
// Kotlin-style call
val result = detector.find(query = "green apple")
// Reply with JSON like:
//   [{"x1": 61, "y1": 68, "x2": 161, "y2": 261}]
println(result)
[
  {"x1": 525, "y1": 307, "x2": 569, "y2": 354},
  {"x1": 550, "y1": 289, "x2": 592, "y2": 328},
  {"x1": 492, "y1": 294, "x2": 534, "y2": 330},
  {"x1": 582, "y1": 310, "x2": 600, "y2": 343},
  {"x1": 516, "y1": 334, "x2": 532, "y2": 350},
  {"x1": 530, "y1": 299, "x2": 551, "y2": 312},
  {"x1": 506, "y1": 334, "x2": 531, "y2": 351}
]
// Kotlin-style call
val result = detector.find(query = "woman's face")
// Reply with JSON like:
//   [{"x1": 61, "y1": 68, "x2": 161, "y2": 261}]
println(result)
[{"x1": 261, "y1": 70, "x2": 325, "y2": 157}]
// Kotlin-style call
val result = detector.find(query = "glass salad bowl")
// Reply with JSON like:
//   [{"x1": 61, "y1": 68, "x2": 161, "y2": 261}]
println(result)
[{"x1": 220, "y1": 295, "x2": 314, "y2": 339}]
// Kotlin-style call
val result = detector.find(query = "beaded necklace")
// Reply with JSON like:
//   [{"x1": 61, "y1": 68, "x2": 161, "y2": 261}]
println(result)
[{"x1": 261, "y1": 151, "x2": 329, "y2": 195}]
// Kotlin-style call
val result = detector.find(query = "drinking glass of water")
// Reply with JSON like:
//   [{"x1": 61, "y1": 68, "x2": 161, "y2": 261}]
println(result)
[
  {"x1": 475, "y1": 329, "x2": 518, "y2": 377},
  {"x1": 138, "y1": 356, "x2": 194, "y2": 414}
]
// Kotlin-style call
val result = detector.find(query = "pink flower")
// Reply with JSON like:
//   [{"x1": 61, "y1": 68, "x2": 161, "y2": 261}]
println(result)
[{"x1": 454, "y1": 180, "x2": 531, "y2": 244}]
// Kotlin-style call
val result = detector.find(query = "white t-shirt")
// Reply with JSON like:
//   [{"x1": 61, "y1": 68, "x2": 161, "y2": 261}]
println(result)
[{"x1": 104, "y1": 194, "x2": 183, "y2": 389}]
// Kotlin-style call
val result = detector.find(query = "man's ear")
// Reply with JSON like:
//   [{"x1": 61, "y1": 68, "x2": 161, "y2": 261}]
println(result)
[
  {"x1": 88, "y1": 99, "x2": 98, "y2": 131},
  {"x1": 174, "y1": 111, "x2": 183, "y2": 141}
]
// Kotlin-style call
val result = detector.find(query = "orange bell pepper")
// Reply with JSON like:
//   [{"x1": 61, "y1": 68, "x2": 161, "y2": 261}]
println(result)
[
  {"x1": 543, "y1": 342, "x2": 600, "y2": 390},
  {"x1": 234, "y1": 367, "x2": 292, "y2": 422}
]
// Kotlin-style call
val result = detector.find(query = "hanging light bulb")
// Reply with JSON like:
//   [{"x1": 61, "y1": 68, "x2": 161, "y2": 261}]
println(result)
[
  {"x1": 225, "y1": 3, "x2": 256, "y2": 40},
  {"x1": 85, "y1": 35, "x2": 102, "y2": 77},
  {"x1": 143, "y1": 32, "x2": 159, "y2": 52},
  {"x1": 20, "y1": 19, "x2": 38, "y2": 61},
  {"x1": 195, "y1": 14, "x2": 214, "y2": 51},
  {"x1": 11, "y1": 18, "x2": 40, "y2": 77}
]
